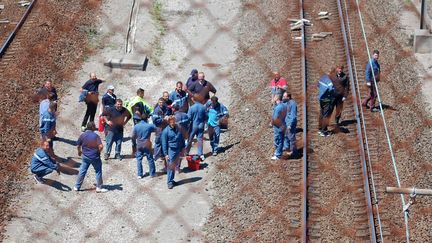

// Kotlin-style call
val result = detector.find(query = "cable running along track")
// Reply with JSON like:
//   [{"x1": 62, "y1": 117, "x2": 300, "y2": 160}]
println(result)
[{"x1": 294, "y1": 0, "x2": 380, "y2": 241}]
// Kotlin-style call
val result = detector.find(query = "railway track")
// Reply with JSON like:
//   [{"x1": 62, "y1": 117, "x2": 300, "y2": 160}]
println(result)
[
  {"x1": 343, "y1": 0, "x2": 407, "y2": 241},
  {"x1": 0, "y1": 0, "x2": 36, "y2": 59},
  {"x1": 285, "y1": 0, "x2": 383, "y2": 241}
]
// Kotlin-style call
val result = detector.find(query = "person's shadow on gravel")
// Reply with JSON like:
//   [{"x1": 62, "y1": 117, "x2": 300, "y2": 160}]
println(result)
[
  {"x1": 339, "y1": 119, "x2": 356, "y2": 126},
  {"x1": 103, "y1": 184, "x2": 123, "y2": 191},
  {"x1": 182, "y1": 163, "x2": 208, "y2": 173},
  {"x1": 43, "y1": 179, "x2": 72, "y2": 191},
  {"x1": 57, "y1": 157, "x2": 81, "y2": 168},
  {"x1": 58, "y1": 165, "x2": 79, "y2": 175},
  {"x1": 217, "y1": 142, "x2": 239, "y2": 154},
  {"x1": 55, "y1": 137, "x2": 77, "y2": 146},
  {"x1": 84, "y1": 184, "x2": 123, "y2": 192},
  {"x1": 176, "y1": 177, "x2": 202, "y2": 186}
]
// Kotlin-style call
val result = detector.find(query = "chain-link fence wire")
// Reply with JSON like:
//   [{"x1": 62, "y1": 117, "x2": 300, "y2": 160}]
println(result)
[
  {"x1": 343, "y1": 0, "x2": 432, "y2": 240},
  {"x1": 0, "y1": 0, "x2": 432, "y2": 241}
]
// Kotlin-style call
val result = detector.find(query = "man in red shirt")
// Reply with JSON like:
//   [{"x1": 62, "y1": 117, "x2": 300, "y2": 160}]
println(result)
[{"x1": 270, "y1": 72, "x2": 288, "y2": 105}]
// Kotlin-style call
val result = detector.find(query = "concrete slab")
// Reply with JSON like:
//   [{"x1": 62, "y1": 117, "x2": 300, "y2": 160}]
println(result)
[
  {"x1": 104, "y1": 57, "x2": 149, "y2": 71},
  {"x1": 402, "y1": 2, "x2": 432, "y2": 115},
  {"x1": 414, "y1": 28, "x2": 432, "y2": 53}
]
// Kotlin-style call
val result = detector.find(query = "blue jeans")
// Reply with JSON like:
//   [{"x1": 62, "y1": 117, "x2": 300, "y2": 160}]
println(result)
[
  {"x1": 32, "y1": 167, "x2": 54, "y2": 178},
  {"x1": 106, "y1": 130, "x2": 123, "y2": 156},
  {"x1": 153, "y1": 127, "x2": 164, "y2": 161},
  {"x1": 136, "y1": 147, "x2": 155, "y2": 177},
  {"x1": 208, "y1": 125, "x2": 221, "y2": 153},
  {"x1": 131, "y1": 118, "x2": 140, "y2": 150},
  {"x1": 284, "y1": 124, "x2": 297, "y2": 153},
  {"x1": 273, "y1": 126, "x2": 285, "y2": 158},
  {"x1": 186, "y1": 126, "x2": 204, "y2": 155},
  {"x1": 75, "y1": 155, "x2": 103, "y2": 189},
  {"x1": 167, "y1": 149, "x2": 181, "y2": 185}
]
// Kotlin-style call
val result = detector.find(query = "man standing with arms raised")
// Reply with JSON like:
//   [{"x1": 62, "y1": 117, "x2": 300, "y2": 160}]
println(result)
[{"x1": 80, "y1": 72, "x2": 104, "y2": 132}]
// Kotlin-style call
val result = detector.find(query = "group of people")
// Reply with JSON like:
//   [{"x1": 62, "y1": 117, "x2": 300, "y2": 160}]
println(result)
[
  {"x1": 31, "y1": 50, "x2": 381, "y2": 188},
  {"x1": 317, "y1": 49, "x2": 381, "y2": 137},
  {"x1": 271, "y1": 49, "x2": 381, "y2": 159},
  {"x1": 270, "y1": 72, "x2": 298, "y2": 160},
  {"x1": 30, "y1": 69, "x2": 229, "y2": 190}
]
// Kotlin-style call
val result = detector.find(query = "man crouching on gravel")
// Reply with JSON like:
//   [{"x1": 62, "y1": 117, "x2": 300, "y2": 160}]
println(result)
[
  {"x1": 31, "y1": 139, "x2": 60, "y2": 184},
  {"x1": 74, "y1": 122, "x2": 107, "y2": 193}
]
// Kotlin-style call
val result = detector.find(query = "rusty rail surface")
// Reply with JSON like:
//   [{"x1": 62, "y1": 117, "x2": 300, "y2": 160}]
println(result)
[
  {"x1": 0, "y1": 0, "x2": 37, "y2": 58},
  {"x1": 336, "y1": 0, "x2": 377, "y2": 241},
  {"x1": 299, "y1": 0, "x2": 378, "y2": 241},
  {"x1": 299, "y1": 0, "x2": 307, "y2": 241}
]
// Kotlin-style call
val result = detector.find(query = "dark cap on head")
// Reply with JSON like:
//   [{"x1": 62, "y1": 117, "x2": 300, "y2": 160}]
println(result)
[
  {"x1": 86, "y1": 121, "x2": 97, "y2": 131},
  {"x1": 191, "y1": 69, "x2": 198, "y2": 75},
  {"x1": 172, "y1": 103, "x2": 180, "y2": 111}
]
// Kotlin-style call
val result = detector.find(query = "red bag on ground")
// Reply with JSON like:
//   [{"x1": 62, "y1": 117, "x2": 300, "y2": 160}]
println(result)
[
  {"x1": 98, "y1": 116, "x2": 105, "y2": 132},
  {"x1": 186, "y1": 154, "x2": 202, "y2": 171}
]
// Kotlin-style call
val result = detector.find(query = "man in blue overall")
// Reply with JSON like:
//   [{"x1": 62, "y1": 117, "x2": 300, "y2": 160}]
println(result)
[
  {"x1": 206, "y1": 96, "x2": 229, "y2": 156},
  {"x1": 30, "y1": 139, "x2": 60, "y2": 184},
  {"x1": 282, "y1": 92, "x2": 297, "y2": 158},
  {"x1": 162, "y1": 116, "x2": 185, "y2": 189},
  {"x1": 272, "y1": 95, "x2": 287, "y2": 160},
  {"x1": 153, "y1": 97, "x2": 171, "y2": 169},
  {"x1": 170, "y1": 81, "x2": 189, "y2": 112},
  {"x1": 40, "y1": 102, "x2": 57, "y2": 152},
  {"x1": 186, "y1": 97, "x2": 206, "y2": 158},
  {"x1": 318, "y1": 74, "x2": 336, "y2": 137},
  {"x1": 173, "y1": 104, "x2": 190, "y2": 160},
  {"x1": 132, "y1": 113, "x2": 157, "y2": 179}
]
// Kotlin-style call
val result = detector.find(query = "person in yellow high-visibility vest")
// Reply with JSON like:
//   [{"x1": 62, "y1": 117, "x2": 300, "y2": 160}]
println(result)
[{"x1": 126, "y1": 88, "x2": 153, "y2": 154}]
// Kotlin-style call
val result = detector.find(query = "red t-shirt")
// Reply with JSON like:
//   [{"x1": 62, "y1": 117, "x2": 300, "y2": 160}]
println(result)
[
  {"x1": 270, "y1": 77, "x2": 288, "y2": 88},
  {"x1": 270, "y1": 77, "x2": 288, "y2": 95}
]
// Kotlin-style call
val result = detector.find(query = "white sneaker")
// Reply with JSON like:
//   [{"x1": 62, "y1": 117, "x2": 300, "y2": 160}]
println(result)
[
  {"x1": 137, "y1": 176, "x2": 143, "y2": 179},
  {"x1": 271, "y1": 156, "x2": 279, "y2": 160},
  {"x1": 33, "y1": 175, "x2": 44, "y2": 184},
  {"x1": 81, "y1": 126, "x2": 86, "y2": 132},
  {"x1": 73, "y1": 186, "x2": 79, "y2": 191},
  {"x1": 318, "y1": 130, "x2": 330, "y2": 137},
  {"x1": 96, "y1": 187, "x2": 108, "y2": 193}
]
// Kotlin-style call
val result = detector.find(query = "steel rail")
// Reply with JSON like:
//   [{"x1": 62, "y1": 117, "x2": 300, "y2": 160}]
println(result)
[
  {"x1": 0, "y1": 0, "x2": 37, "y2": 58},
  {"x1": 299, "y1": 0, "x2": 307, "y2": 241},
  {"x1": 335, "y1": 0, "x2": 377, "y2": 241},
  {"x1": 354, "y1": 0, "x2": 410, "y2": 241},
  {"x1": 342, "y1": 0, "x2": 384, "y2": 240}
]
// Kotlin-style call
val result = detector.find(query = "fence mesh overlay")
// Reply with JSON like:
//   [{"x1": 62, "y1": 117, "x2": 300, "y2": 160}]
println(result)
[{"x1": 0, "y1": 0, "x2": 431, "y2": 241}]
